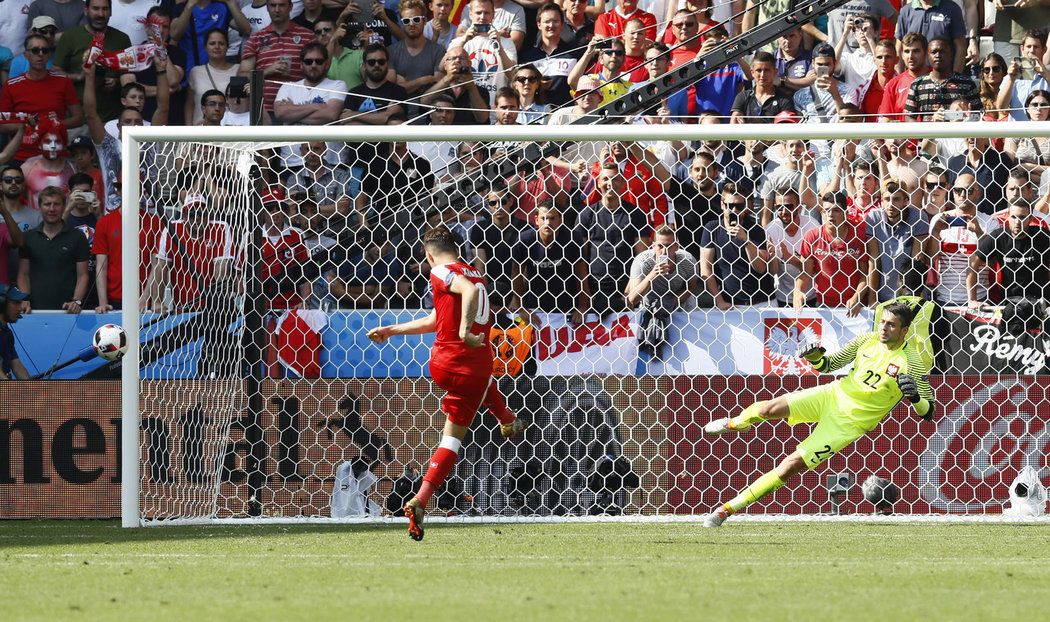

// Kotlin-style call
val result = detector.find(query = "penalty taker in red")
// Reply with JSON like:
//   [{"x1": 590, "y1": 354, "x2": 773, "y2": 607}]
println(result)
[
  {"x1": 701, "y1": 302, "x2": 936, "y2": 527},
  {"x1": 367, "y1": 226, "x2": 525, "y2": 540}
]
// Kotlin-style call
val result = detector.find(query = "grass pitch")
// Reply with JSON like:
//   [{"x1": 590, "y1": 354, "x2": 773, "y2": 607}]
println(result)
[{"x1": 2, "y1": 520, "x2": 1048, "y2": 621}]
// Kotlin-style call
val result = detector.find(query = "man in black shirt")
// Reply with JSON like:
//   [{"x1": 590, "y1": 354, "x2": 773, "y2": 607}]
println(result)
[
  {"x1": 668, "y1": 150, "x2": 723, "y2": 259},
  {"x1": 513, "y1": 200, "x2": 589, "y2": 325},
  {"x1": 0, "y1": 284, "x2": 30, "y2": 379},
  {"x1": 699, "y1": 181, "x2": 775, "y2": 308},
  {"x1": 470, "y1": 186, "x2": 523, "y2": 313},
  {"x1": 730, "y1": 50, "x2": 796, "y2": 124},
  {"x1": 968, "y1": 201, "x2": 1050, "y2": 306},
  {"x1": 575, "y1": 162, "x2": 650, "y2": 317}
]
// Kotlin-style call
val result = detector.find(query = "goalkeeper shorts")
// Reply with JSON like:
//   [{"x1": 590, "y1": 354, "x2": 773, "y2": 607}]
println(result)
[{"x1": 786, "y1": 383, "x2": 870, "y2": 469}]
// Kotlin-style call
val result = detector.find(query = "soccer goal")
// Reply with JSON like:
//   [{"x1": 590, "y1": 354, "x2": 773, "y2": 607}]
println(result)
[{"x1": 120, "y1": 121, "x2": 1050, "y2": 527}]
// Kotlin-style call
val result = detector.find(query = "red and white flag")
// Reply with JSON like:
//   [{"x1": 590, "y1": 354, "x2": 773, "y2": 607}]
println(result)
[{"x1": 275, "y1": 309, "x2": 328, "y2": 378}]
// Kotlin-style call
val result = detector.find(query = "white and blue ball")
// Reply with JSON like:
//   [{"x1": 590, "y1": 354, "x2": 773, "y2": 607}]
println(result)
[{"x1": 93, "y1": 324, "x2": 128, "y2": 361}]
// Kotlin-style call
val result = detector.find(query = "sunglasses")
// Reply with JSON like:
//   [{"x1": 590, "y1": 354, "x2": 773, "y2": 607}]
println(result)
[
  {"x1": 952, "y1": 187, "x2": 970, "y2": 194},
  {"x1": 983, "y1": 65, "x2": 1003, "y2": 74},
  {"x1": 26, "y1": 46, "x2": 53, "y2": 55},
  {"x1": 924, "y1": 182, "x2": 945, "y2": 189},
  {"x1": 302, "y1": 58, "x2": 325, "y2": 65},
  {"x1": 515, "y1": 75, "x2": 539, "y2": 83},
  {"x1": 773, "y1": 203, "x2": 796, "y2": 210},
  {"x1": 672, "y1": 22, "x2": 697, "y2": 29},
  {"x1": 603, "y1": 49, "x2": 625, "y2": 56},
  {"x1": 365, "y1": 58, "x2": 387, "y2": 66},
  {"x1": 1, "y1": 176, "x2": 25, "y2": 183},
  {"x1": 724, "y1": 201, "x2": 747, "y2": 210},
  {"x1": 400, "y1": 15, "x2": 425, "y2": 25},
  {"x1": 314, "y1": 27, "x2": 333, "y2": 34},
  {"x1": 487, "y1": 198, "x2": 510, "y2": 206},
  {"x1": 33, "y1": 27, "x2": 58, "y2": 35}
]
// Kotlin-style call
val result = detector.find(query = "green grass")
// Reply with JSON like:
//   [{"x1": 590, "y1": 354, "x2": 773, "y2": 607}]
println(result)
[{"x1": 1, "y1": 520, "x2": 1048, "y2": 621}]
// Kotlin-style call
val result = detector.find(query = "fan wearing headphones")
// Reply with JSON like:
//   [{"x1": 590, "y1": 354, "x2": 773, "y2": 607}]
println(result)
[{"x1": 0, "y1": 284, "x2": 30, "y2": 379}]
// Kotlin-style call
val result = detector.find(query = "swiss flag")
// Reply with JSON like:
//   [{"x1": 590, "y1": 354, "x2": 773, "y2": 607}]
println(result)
[{"x1": 275, "y1": 309, "x2": 328, "y2": 378}]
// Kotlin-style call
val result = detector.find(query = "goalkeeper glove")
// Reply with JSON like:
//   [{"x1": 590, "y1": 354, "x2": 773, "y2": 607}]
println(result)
[
  {"x1": 897, "y1": 374, "x2": 920, "y2": 403},
  {"x1": 800, "y1": 344, "x2": 826, "y2": 365}
]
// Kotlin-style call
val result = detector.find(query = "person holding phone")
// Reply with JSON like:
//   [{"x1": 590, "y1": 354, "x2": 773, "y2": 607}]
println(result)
[
  {"x1": 794, "y1": 43, "x2": 856, "y2": 123},
  {"x1": 998, "y1": 29, "x2": 1050, "y2": 121},
  {"x1": 447, "y1": 0, "x2": 517, "y2": 105},
  {"x1": 699, "y1": 181, "x2": 774, "y2": 310}
]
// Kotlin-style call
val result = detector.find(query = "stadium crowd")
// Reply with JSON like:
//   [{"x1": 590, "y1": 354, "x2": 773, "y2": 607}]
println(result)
[{"x1": 0, "y1": 0, "x2": 1049, "y2": 349}]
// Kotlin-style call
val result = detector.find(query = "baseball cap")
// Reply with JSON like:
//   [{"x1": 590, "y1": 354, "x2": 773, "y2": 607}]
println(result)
[
  {"x1": 182, "y1": 193, "x2": 208, "y2": 210},
  {"x1": 575, "y1": 75, "x2": 601, "y2": 97},
  {"x1": 31, "y1": 16, "x2": 57, "y2": 30},
  {"x1": 773, "y1": 110, "x2": 801, "y2": 124},
  {"x1": 69, "y1": 136, "x2": 94, "y2": 153},
  {"x1": 261, "y1": 186, "x2": 285, "y2": 208},
  {"x1": 0, "y1": 284, "x2": 29, "y2": 303}
]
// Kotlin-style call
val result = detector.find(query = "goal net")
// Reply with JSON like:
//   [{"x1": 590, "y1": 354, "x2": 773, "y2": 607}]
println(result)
[{"x1": 121, "y1": 122, "x2": 1050, "y2": 526}]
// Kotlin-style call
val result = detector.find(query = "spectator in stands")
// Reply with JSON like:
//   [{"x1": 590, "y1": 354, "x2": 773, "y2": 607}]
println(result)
[
  {"x1": 0, "y1": 34, "x2": 83, "y2": 163},
  {"x1": 389, "y1": 0, "x2": 444, "y2": 97},
  {"x1": 312, "y1": 17, "x2": 337, "y2": 47},
  {"x1": 420, "y1": 46, "x2": 489, "y2": 124},
  {"x1": 583, "y1": 141, "x2": 671, "y2": 228},
  {"x1": 171, "y1": 0, "x2": 251, "y2": 77},
  {"x1": 1004, "y1": 90, "x2": 1050, "y2": 174},
  {"x1": 509, "y1": 64, "x2": 549, "y2": 124},
  {"x1": 568, "y1": 36, "x2": 632, "y2": 105},
  {"x1": 146, "y1": 193, "x2": 234, "y2": 315},
  {"x1": 407, "y1": 94, "x2": 458, "y2": 177},
  {"x1": 53, "y1": 0, "x2": 132, "y2": 122},
  {"x1": 222, "y1": 81, "x2": 250, "y2": 125},
  {"x1": 293, "y1": 0, "x2": 335, "y2": 31},
  {"x1": 195, "y1": 89, "x2": 228, "y2": 126},
  {"x1": 969, "y1": 199, "x2": 1050, "y2": 307},
  {"x1": 67, "y1": 136, "x2": 103, "y2": 195},
  {"x1": 456, "y1": 0, "x2": 526, "y2": 50},
  {"x1": 343, "y1": 41, "x2": 408, "y2": 128},
  {"x1": 83, "y1": 48, "x2": 170, "y2": 213},
  {"x1": 560, "y1": 0, "x2": 594, "y2": 49},
  {"x1": 843, "y1": 159, "x2": 881, "y2": 226},
  {"x1": 512, "y1": 200, "x2": 589, "y2": 325},
  {"x1": 123, "y1": 7, "x2": 187, "y2": 125},
  {"x1": 470, "y1": 185, "x2": 523, "y2": 314},
  {"x1": 794, "y1": 43, "x2": 855, "y2": 123},
  {"x1": 833, "y1": 13, "x2": 879, "y2": 92},
  {"x1": 425, "y1": 0, "x2": 456, "y2": 49},
  {"x1": 360, "y1": 125, "x2": 433, "y2": 233},
  {"x1": 928, "y1": 177, "x2": 994, "y2": 306},
  {"x1": 110, "y1": 0, "x2": 155, "y2": 46},
  {"x1": 1000, "y1": 167, "x2": 1050, "y2": 225},
  {"x1": 21, "y1": 125, "x2": 75, "y2": 211},
  {"x1": 669, "y1": 150, "x2": 723, "y2": 258},
  {"x1": 826, "y1": 1, "x2": 897, "y2": 54},
  {"x1": 576, "y1": 162, "x2": 649, "y2": 317},
  {"x1": 102, "y1": 82, "x2": 146, "y2": 138},
  {"x1": 323, "y1": 231, "x2": 405, "y2": 309},
  {"x1": 0, "y1": 185, "x2": 25, "y2": 288},
  {"x1": 919, "y1": 165, "x2": 951, "y2": 220},
  {"x1": 979, "y1": 53, "x2": 1010, "y2": 121},
  {"x1": 65, "y1": 173, "x2": 100, "y2": 229},
  {"x1": 594, "y1": 0, "x2": 655, "y2": 40},
  {"x1": 895, "y1": 0, "x2": 969, "y2": 74},
  {"x1": 946, "y1": 136, "x2": 1015, "y2": 216},
  {"x1": 287, "y1": 141, "x2": 361, "y2": 249},
  {"x1": 17, "y1": 185, "x2": 89, "y2": 313},
  {"x1": 879, "y1": 32, "x2": 928, "y2": 122},
  {"x1": 855, "y1": 37, "x2": 897, "y2": 122},
  {"x1": 520, "y1": 3, "x2": 579, "y2": 108},
  {"x1": 547, "y1": 73, "x2": 602, "y2": 126},
  {"x1": 615, "y1": 18, "x2": 650, "y2": 83},
  {"x1": 765, "y1": 188, "x2": 818, "y2": 308},
  {"x1": 904, "y1": 37, "x2": 980, "y2": 122},
  {"x1": 238, "y1": 0, "x2": 315, "y2": 119},
  {"x1": 864, "y1": 179, "x2": 929, "y2": 303},
  {"x1": 0, "y1": 165, "x2": 39, "y2": 237},
  {"x1": 275, "y1": 41, "x2": 346, "y2": 139},
  {"x1": 665, "y1": 11, "x2": 704, "y2": 70},
  {"x1": 700, "y1": 181, "x2": 774, "y2": 309},
  {"x1": 627, "y1": 225, "x2": 697, "y2": 356},
  {"x1": 0, "y1": 284, "x2": 30, "y2": 379},
  {"x1": 796, "y1": 191, "x2": 870, "y2": 315},
  {"x1": 731, "y1": 51, "x2": 796, "y2": 123},
  {"x1": 762, "y1": 137, "x2": 818, "y2": 226},
  {"x1": 869, "y1": 137, "x2": 926, "y2": 196},
  {"x1": 27, "y1": 1, "x2": 83, "y2": 38},
  {"x1": 8, "y1": 16, "x2": 57, "y2": 80},
  {"x1": 1003, "y1": 31, "x2": 1050, "y2": 123},
  {"x1": 774, "y1": 28, "x2": 812, "y2": 93},
  {"x1": 449, "y1": 0, "x2": 517, "y2": 104},
  {"x1": 328, "y1": 5, "x2": 366, "y2": 91},
  {"x1": 672, "y1": 28, "x2": 749, "y2": 119},
  {"x1": 185, "y1": 29, "x2": 240, "y2": 125}
]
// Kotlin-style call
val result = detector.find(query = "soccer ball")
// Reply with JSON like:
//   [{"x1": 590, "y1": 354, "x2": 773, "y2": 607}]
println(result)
[{"x1": 93, "y1": 324, "x2": 128, "y2": 361}]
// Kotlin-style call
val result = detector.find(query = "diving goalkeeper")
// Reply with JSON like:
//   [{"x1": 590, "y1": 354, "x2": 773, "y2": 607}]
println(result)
[{"x1": 701, "y1": 301, "x2": 935, "y2": 527}]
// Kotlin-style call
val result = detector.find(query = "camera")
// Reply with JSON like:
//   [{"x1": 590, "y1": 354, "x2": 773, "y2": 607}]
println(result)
[
  {"x1": 475, "y1": 23, "x2": 491, "y2": 33},
  {"x1": 826, "y1": 472, "x2": 853, "y2": 515},
  {"x1": 227, "y1": 76, "x2": 248, "y2": 99},
  {"x1": 815, "y1": 65, "x2": 831, "y2": 78},
  {"x1": 943, "y1": 109, "x2": 964, "y2": 122},
  {"x1": 852, "y1": 17, "x2": 866, "y2": 28}
]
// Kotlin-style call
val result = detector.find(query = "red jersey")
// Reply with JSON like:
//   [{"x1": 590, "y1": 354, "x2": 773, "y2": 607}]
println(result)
[
  {"x1": 156, "y1": 219, "x2": 234, "y2": 309},
  {"x1": 0, "y1": 71, "x2": 79, "y2": 161},
  {"x1": 430, "y1": 261, "x2": 493, "y2": 373},
  {"x1": 261, "y1": 226, "x2": 310, "y2": 310},
  {"x1": 800, "y1": 225, "x2": 867, "y2": 307},
  {"x1": 878, "y1": 70, "x2": 926, "y2": 121},
  {"x1": 594, "y1": 7, "x2": 658, "y2": 40},
  {"x1": 586, "y1": 158, "x2": 669, "y2": 228},
  {"x1": 93, "y1": 209, "x2": 164, "y2": 303},
  {"x1": 240, "y1": 23, "x2": 315, "y2": 112}
]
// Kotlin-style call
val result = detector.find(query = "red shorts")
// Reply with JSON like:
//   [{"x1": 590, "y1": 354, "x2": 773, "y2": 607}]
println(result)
[{"x1": 431, "y1": 364, "x2": 492, "y2": 426}]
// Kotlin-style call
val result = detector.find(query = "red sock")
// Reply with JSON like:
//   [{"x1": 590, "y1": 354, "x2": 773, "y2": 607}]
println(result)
[
  {"x1": 483, "y1": 381, "x2": 515, "y2": 425},
  {"x1": 416, "y1": 445, "x2": 459, "y2": 506}
]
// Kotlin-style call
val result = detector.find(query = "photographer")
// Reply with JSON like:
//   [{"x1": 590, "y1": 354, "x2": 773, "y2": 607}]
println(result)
[
  {"x1": 447, "y1": 0, "x2": 517, "y2": 105},
  {"x1": 419, "y1": 46, "x2": 489, "y2": 125},
  {"x1": 699, "y1": 182, "x2": 775, "y2": 310},
  {"x1": 626, "y1": 226, "x2": 698, "y2": 357}
]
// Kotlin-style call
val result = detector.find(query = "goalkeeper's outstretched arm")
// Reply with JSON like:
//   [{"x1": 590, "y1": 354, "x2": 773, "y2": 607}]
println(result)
[
  {"x1": 806, "y1": 333, "x2": 872, "y2": 373},
  {"x1": 899, "y1": 346, "x2": 936, "y2": 421}
]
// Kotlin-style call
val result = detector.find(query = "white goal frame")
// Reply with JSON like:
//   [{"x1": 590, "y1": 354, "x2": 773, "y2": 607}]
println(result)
[{"x1": 120, "y1": 121, "x2": 1050, "y2": 528}]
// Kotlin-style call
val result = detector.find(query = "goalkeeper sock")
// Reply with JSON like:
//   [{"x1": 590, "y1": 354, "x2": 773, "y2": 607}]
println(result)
[
  {"x1": 728, "y1": 403, "x2": 767, "y2": 430},
  {"x1": 724, "y1": 471, "x2": 786, "y2": 514},
  {"x1": 482, "y1": 381, "x2": 516, "y2": 425},
  {"x1": 417, "y1": 436, "x2": 461, "y2": 506}
]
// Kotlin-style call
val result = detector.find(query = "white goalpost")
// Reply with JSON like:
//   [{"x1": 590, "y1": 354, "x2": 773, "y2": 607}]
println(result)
[{"x1": 121, "y1": 122, "x2": 1050, "y2": 527}]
